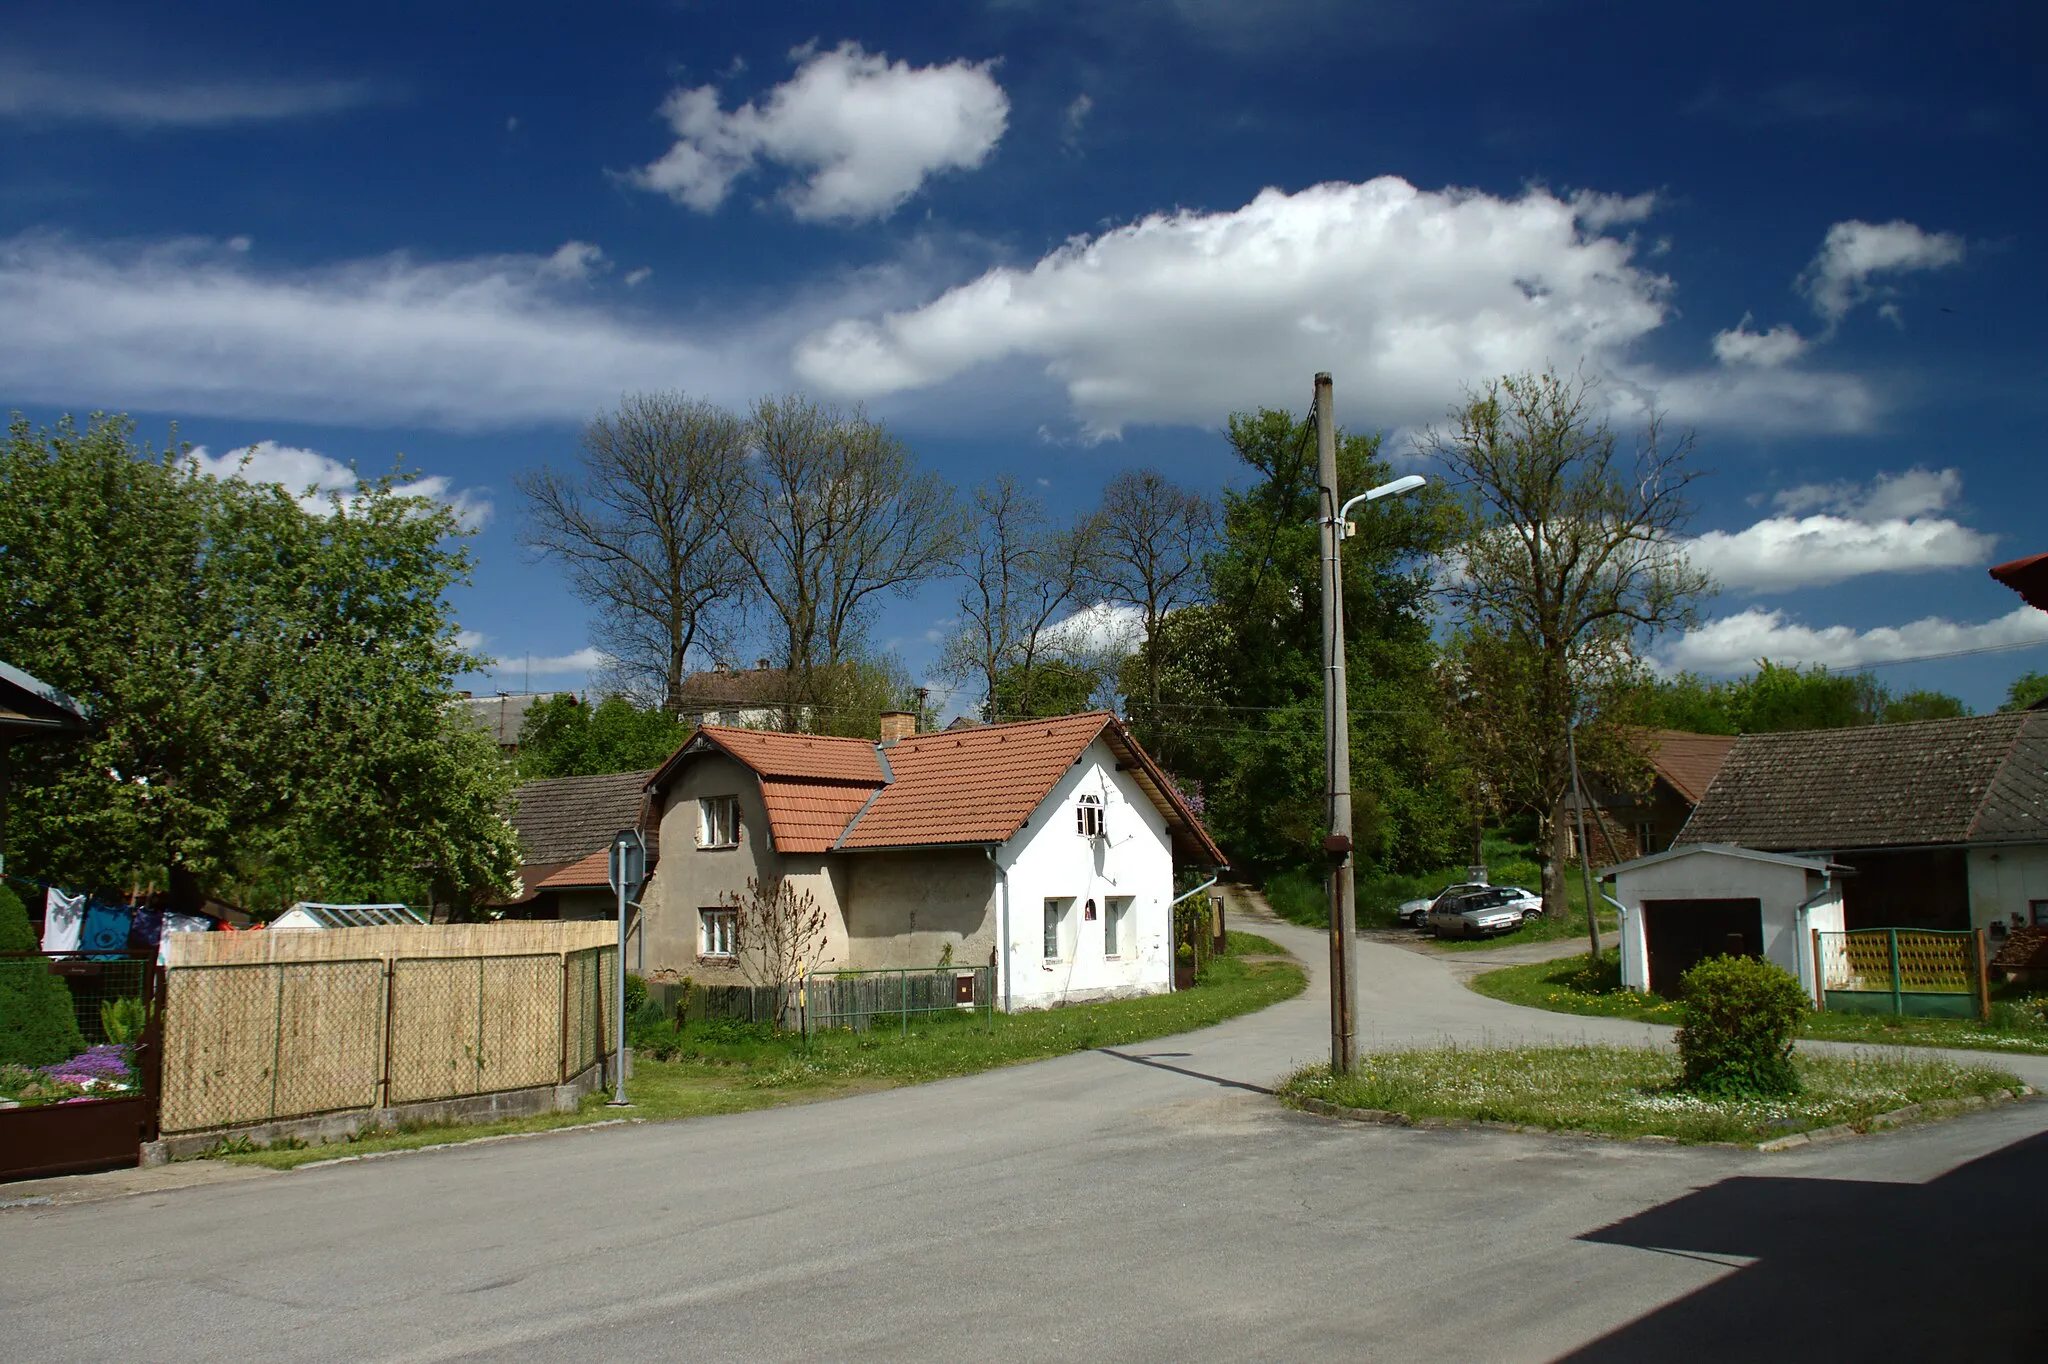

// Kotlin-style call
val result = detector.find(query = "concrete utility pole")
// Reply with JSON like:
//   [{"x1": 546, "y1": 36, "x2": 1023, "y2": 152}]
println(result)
[{"x1": 1314, "y1": 373, "x2": 1358, "y2": 1077}]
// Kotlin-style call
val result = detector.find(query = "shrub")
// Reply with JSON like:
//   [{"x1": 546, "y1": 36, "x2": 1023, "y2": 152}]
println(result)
[
  {"x1": 1676, "y1": 955, "x2": 1809, "y2": 1097},
  {"x1": 624, "y1": 971, "x2": 648, "y2": 1016},
  {"x1": 1263, "y1": 868, "x2": 1325, "y2": 927},
  {"x1": 0, "y1": 885, "x2": 88, "y2": 1067}
]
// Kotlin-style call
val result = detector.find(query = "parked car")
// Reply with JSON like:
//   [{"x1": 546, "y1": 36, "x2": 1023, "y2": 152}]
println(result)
[
  {"x1": 1426, "y1": 887, "x2": 1531, "y2": 939},
  {"x1": 1493, "y1": 886, "x2": 1544, "y2": 918},
  {"x1": 1396, "y1": 882, "x2": 1487, "y2": 928}
]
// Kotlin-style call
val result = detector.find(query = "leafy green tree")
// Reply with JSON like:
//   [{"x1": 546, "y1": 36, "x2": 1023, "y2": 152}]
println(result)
[
  {"x1": 0, "y1": 884, "x2": 88, "y2": 1066},
  {"x1": 515, "y1": 695, "x2": 690, "y2": 779},
  {"x1": 1881, "y1": 689, "x2": 1969, "y2": 724},
  {"x1": 2003, "y1": 671, "x2": 2048, "y2": 712},
  {"x1": 990, "y1": 656, "x2": 1101, "y2": 720},
  {"x1": 1636, "y1": 662, "x2": 1967, "y2": 733},
  {"x1": 0, "y1": 415, "x2": 519, "y2": 916}
]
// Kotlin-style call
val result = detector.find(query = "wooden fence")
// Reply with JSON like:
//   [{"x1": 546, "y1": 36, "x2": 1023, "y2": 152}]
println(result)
[{"x1": 157, "y1": 942, "x2": 616, "y2": 1135}]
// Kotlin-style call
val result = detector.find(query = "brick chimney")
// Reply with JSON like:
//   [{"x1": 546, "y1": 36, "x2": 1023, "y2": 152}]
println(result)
[{"x1": 878, "y1": 710, "x2": 917, "y2": 745}]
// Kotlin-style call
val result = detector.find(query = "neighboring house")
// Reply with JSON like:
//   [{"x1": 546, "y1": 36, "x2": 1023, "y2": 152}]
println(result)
[
  {"x1": 453, "y1": 691, "x2": 570, "y2": 755},
  {"x1": 1560, "y1": 729, "x2": 1737, "y2": 862},
  {"x1": 676, "y1": 662, "x2": 797, "y2": 729},
  {"x1": 637, "y1": 709, "x2": 1224, "y2": 1011},
  {"x1": 1989, "y1": 553, "x2": 2048, "y2": 710},
  {"x1": 0, "y1": 659, "x2": 90, "y2": 874},
  {"x1": 503, "y1": 768, "x2": 658, "y2": 920},
  {"x1": 1676, "y1": 712, "x2": 2048, "y2": 938}
]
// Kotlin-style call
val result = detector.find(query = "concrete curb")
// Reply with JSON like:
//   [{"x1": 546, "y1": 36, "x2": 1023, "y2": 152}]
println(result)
[{"x1": 1288, "y1": 1083, "x2": 2038, "y2": 1150}]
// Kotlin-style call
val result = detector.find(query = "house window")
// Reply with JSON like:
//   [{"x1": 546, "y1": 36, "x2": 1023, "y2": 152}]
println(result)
[
  {"x1": 2032, "y1": 900, "x2": 2048, "y2": 927},
  {"x1": 698, "y1": 796, "x2": 740, "y2": 849},
  {"x1": 1104, "y1": 896, "x2": 1133, "y2": 957},
  {"x1": 700, "y1": 907, "x2": 737, "y2": 959},
  {"x1": 1043, "y1": 898, "x2": 1070, "y2": 960},
  {"x1": 1076, "y1": 794, "x2": 1105, "y2": 839},
  {"x1": 1634, "y1": 822, "x2": 1658, "y2": 856}
]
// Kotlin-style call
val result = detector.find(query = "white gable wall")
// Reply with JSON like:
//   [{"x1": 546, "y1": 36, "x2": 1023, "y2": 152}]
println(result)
[{"x1": 995, "y1": 736, "x2": 1176, "y2": 1010}]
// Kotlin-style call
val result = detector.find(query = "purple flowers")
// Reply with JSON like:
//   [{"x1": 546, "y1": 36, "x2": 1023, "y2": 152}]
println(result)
[{"x1": 40, "y1": 1043, "x2": 133, "y2": 1088}]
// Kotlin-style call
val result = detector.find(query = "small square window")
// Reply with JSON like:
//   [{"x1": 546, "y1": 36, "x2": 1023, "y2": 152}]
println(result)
[
  {"x1": 700, "y1": 907, "x2": 737, "y2": 958},
  {"x1": 698, "y1": 796, "x2": 740, "y2": 848},
  {"x1": 1076, "y1": 794, "x2": 1105, "y2": 839}
]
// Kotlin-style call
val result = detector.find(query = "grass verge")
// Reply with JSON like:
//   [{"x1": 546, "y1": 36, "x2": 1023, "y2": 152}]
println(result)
[
  {"x1": 1471, "y1": 951, "x2": 2048, "y2": 1056},
  {"x1": 220, "y1": 955, "x2": 1307, "y2": 1170},
  {"x1": 1281, "y1": 1043, "x2": 2024, "y2": 1144},
  {"x1": 1224, "y1": 929, "x2": 1288, "y2": 956}
]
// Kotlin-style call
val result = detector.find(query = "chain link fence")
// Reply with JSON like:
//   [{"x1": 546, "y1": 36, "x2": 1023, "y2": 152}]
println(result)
[{"x1": 159, "y1": 945, "x2": 619, "y2": 1135}]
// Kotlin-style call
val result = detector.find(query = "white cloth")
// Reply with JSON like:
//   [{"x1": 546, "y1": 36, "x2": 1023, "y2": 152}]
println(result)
[
  {"x1": 158, "y1": 912, "x2": 213, "y2": 964},
  {"x1": 41, "y1": 887, "x2": 85, "y2": 952}
]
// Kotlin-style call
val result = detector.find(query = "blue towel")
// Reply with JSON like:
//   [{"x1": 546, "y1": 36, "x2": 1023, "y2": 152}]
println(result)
[
  {"x1": 128, "y1": 908, "x2": 164, "y2": 950},
  {"x1": 81, "y1": 902, "x2": 133, "y2": 953}
]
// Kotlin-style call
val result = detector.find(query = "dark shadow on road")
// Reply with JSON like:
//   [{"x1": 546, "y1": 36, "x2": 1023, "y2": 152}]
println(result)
[
  {"x1": 1096, "y1": 1049, "x2": 1272, "y2": 1094},
  {"x1": 1563, "y1": 1128, "x2": 2048, "y2": 1361}
]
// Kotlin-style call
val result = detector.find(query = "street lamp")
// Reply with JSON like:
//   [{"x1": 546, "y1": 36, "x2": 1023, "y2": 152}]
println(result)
[{"x1": 1315, "y1": 375, "x2": 1425, "y2": 1075}]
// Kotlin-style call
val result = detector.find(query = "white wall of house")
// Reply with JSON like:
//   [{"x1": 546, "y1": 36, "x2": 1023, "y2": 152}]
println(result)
[
  {"x1": 995, "y1": 737, "x2": 1175, "y2": 1010},
  {"x1": 1611, "y1": 851, "x2": 1841, "y2": 1003},
  {"x1": 1966, "y1": 844, "x2": 2048, "y2": 932}
]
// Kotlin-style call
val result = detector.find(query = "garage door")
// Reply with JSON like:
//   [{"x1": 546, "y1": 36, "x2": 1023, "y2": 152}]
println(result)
[{"x1": 1642, "y1": 899, "x2": 1764, "y2": 999}]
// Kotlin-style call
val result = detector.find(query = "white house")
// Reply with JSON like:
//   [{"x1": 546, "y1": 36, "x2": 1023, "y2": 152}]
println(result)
[
  {"x1": 1600, "y1": 844, "x2": 1848, "y2": 1004},
  {"x1": 636, "y1": 710, "x2": 1225, "y2": 1011}
]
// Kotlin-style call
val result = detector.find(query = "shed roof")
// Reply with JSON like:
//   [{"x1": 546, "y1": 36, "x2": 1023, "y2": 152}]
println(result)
[
  {"x1": 510, "y1": 768, "x2": 657, "y2": 866},
  {"x1": 454, "y1": 692, "x2": 568, "y2": 746},
  {"x1": 1599, "y1": 843, "x2": 1836, "y2": 880},
  {"x1": 1676, "y1": 712, "x2": 2048, "y2": 850},
  {"x1": 0, "y1": 660, "x2": 90, "y2": 739}
]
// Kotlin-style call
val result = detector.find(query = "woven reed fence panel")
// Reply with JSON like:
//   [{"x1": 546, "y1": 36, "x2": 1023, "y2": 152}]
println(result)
[
  {"x1": 562, "y1": 946, "x2": 616, "y2": 1079},
  {"x1": 160, "y1": 959, "x2": 384, "y2": 1134},
  {"x1": 164, "y1": 920, "x2": 615, "y2": 967}
]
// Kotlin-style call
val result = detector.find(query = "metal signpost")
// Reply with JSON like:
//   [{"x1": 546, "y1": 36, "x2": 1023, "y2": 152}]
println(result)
[{"x1": 607, "y1": 827, "x2": 646, "y2": 1107}]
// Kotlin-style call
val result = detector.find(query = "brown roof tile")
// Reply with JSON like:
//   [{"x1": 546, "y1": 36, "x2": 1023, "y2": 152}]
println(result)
[
  {"x1": 1677, "y1": 713, "x2": 2045, "y2": 850},
  {"x1": 511, "y1": 769, "x2": 658, "y2": 866},
  {"x1": 1640, "y1": 729, "x2": 1738, "y2": 805},
  {"x1": 840, "y1": 712, "x2": 1112, "y2": 848},
  {"x1": 760, "y1": 777, "x2": 883, "y2": 853},
  {"x1": 537, "y1": 847, "x2": 613, "y2": 890}
]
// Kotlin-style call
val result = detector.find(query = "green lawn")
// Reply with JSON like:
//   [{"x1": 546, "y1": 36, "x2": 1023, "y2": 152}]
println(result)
[
  {"x1": 1223, "y1": 930, "x2": 1287, "y2": 956},
  {"x1": 1472, "y1": 951, "x2": 2048, "y2": 1056},
  {"x1": 1281, "y1": 1043, "x2": 2024, "y2": 1144},
  {"x1": 219, "y1": 953, "x2": 1307, "y2": 1170}
]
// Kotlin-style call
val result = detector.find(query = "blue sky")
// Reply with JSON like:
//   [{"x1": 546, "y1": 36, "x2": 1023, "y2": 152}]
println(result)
[{"x1": 3, "y1": 0, "x2": 2043, "y2": 712}]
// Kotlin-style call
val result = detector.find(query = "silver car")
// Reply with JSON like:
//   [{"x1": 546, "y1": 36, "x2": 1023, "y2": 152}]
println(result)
[
  {"x1": 1426, "y1": 887, "x2": 1530, "y2": 939},
  {"x1": 1397, "y1": 882, "x2": 1486, "y2": 929}
]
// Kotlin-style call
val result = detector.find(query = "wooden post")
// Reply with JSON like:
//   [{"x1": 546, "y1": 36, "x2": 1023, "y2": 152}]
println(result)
[
  {"x1": 380, "y1": 960, "x2": 398, "y2": 1109},
  {"x1": 1974, "y1": 927, "x2": 1991, "y2": 1021},
  {"x1": 1811, "y1": 927, "x2": 1826, "y2": 1011}
]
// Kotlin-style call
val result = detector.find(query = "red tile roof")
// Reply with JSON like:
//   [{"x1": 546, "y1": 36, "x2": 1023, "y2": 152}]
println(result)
[
  {"x1": 646, "y1": 713, "x2": 1223, "y2": 863},
  {"x1": 537, "y1": 847, "x2": 613, "y2": 890},
  {"x1": 1991, "y1": 552, "x2": 2048, "y2": 612},
  {"x1": 1640, "y1": 729, "x2": 1738, "y2": 805}
]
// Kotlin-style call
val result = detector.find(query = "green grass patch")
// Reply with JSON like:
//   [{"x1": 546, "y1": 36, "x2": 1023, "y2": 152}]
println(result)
[
  {"x1": 218, "y1": 957, "x2": 1307, "y2": 1170},
  {"x1": 1281, "y1": 1043, "x2": 2023, "y2": 1144},
  {"x1": 1224, "y1": 929, "x2": 1288, "y2": 956},
  {"x1": 1471, "y1": 951, "x2": 2048, "y2": 1056}
]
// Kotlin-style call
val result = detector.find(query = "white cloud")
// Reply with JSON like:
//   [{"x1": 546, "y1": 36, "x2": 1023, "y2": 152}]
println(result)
[
  {"x1": 1683, "y1": 514, "x2": 1994, "y2": 591},
  {"x1": 1799, "y1": 218, "x2": 1964, "y2": 324},
  {"x1": 190, "y1": 440, "x2": 494, "y2": 530},
  {"x1": 1062, "y1": 92, "x2": 1093, "y2": 149},
  {"x1": 1041, "y1": 601, "x2": 1145, "y2": 656},
  {"x1": 794, "y1": 175, "x2": 1873, "y2": 438},
  {"x1": 0, "y1": 232, "x2": 781, "y2": 428},
  {"x1": 1679, "y1": 465, "x2": 1991, "y2": 591},
  {"x1": 456, "y1": 630, "x2": 489, "y2": 654},
  {"x1": 486, "y1": 647, "x2": 611, "y2": 677},
  {"x1": 0, "y1": 58, "x2": 382, "y2": 127},
  {"x1": 1772, "y1": 466, "x2": 1961, "y2": 520},
  {"x1": 1658, "y1": 605, "x2": 2048, "y2": 675},
  {"x1": 630, "y1": 42, "x2": 1009, "y2": 222},
  {"x1": 1710, "y1": 319, "x2": 1808, "y2": 367}
]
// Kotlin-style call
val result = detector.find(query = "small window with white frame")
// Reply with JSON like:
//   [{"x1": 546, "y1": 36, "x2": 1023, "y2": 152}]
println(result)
[
  {"x1": 1043, "y1": 897, "x2": 1070, "y2": 960},
  {"x1": 698, "y1": 795, "x2": 740, "y2": 849},
  {"x1": 699, "y1": 906, "x2": 737, "y2": 959},
  {"x1": 1076, "y1": 793, "x2": 1105, "y2": 840},
  {"x1": 1103, "y1": 896, "x2": 1133, "y2": 957}
]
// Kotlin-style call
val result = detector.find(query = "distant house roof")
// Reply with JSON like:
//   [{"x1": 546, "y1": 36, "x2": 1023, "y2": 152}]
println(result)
[
  {"x1": 1639, "y1": 729, "x2": 1738, "y2": 805},
  {"x1": 536, "y1": 847, "x2": 616, "y2": 891},
  {"x1": 677, "y1": 665, "x2": 792, "y2": 712},
  {"x1": 510, "y1": 769, "x2": 658, "y2": 867},
  {"x1": 648, "y1": 711, "x2": 1224, "y2": 864},
  {"x1": 0, "y1": 660, "x2": 90, "y2": 740},
  {"x1": 1676, "y1": 712, "x2": 2048, "y2": 850},
  {"x1": 454, "y1": 692, "x2": 569, "y2": 747}
]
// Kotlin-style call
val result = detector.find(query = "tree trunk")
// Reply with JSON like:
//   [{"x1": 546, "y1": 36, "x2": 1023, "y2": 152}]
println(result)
[{"x1": 1541, "y1": 812, "x2": 1570, "y2": 920}]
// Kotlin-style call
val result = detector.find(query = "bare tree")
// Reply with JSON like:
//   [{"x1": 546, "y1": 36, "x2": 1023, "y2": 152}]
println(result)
[
  {"x1": 515, "y1": 394, "x2": 749, "y2": 712},
  {"x1": 1425, "y1": 369, "x2": 1713, "y2": 945},
  {"x1": 725, "y1": 873, "x2": 830, "y2": 1023},
  {"x1": 1096, "y1": 467, "x2": 1215, "y2": 731},
  {"x1": 940, "y1": 477, "x2": 1102, "y2": 719},
  {"x1": 732, "y1": 396, "x2": 960, "y2": 727}
]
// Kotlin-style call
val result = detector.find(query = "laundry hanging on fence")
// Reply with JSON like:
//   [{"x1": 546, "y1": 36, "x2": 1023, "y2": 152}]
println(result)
[
  {"x1": 79, "y1": 901, "x2": 134, "y2": 953},
  {"x1": 128, "y1": 907, "x2": 164, "y2": 951},
  {"x1": 158, "y1": 912, "x2": 214, "y2": 964},
  {"x1": 41, "y1": 887, "x2": 85, "y2": 952}
]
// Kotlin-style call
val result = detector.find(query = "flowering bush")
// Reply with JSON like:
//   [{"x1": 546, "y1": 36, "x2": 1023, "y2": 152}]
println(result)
[{"x1": 1, "y1": 1044, "x2": 135, "y2": 1107}]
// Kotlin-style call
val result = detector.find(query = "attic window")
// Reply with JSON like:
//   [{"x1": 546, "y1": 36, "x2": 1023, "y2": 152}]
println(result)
[
  {"x1": 1076, "y1": 794, "x2": 1105, "y2": 840},
  {"x1": 698, "y1": 795, "x2": 740, "y2": 849}
]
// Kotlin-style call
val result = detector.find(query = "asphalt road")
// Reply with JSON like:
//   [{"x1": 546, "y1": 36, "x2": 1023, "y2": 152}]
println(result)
[{"x1": 5, "y1": 905, "x2": 2046, "y2": 1362}]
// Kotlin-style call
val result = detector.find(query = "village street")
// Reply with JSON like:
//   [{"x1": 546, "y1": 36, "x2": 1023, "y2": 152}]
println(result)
[{"x1": 5, "y1": 907, "x2": 2046, "y2": 1362}]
